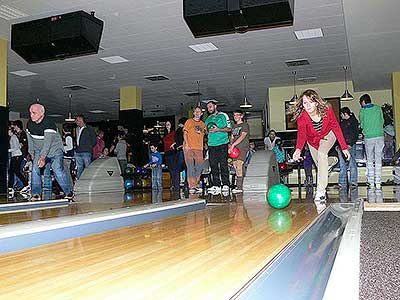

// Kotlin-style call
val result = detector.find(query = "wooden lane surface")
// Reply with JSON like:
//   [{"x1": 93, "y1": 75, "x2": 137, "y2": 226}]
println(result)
[
  {"x1": 0, "y1": 200, "x2": 319, "y2": 300},
  {"x1": 0, "y1": 191, "x2": 178, "y2": 225},
  {"x1": 364, "y1": 202, "x2": 400, "y2": 211}
]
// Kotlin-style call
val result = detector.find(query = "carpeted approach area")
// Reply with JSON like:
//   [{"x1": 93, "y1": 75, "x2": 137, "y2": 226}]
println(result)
[{"x1": 360, "y1": 211, "x2": 400, "y2": 300}]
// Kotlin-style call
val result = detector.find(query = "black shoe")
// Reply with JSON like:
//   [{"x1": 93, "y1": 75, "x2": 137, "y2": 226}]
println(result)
[
  {"x1": 65, "y1": 192, "x2": 75, "y2": 202},
  {"x1": 30, "y1": 194, "x2": 41, "y2": 201}
]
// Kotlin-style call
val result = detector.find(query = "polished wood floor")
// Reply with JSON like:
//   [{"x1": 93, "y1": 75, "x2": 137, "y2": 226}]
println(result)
[
  {"x1": 0, "y1": 190, "x2": 179, "y2": 225},
  {"x1": 0, "y1": 197, "x2": 318, "y2": 300}
]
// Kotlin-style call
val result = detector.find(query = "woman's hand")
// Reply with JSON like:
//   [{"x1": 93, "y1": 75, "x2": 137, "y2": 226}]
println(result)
[
  {"x1": 342, "y1": 149, "x2": 351, "y2": 161},
  {"x1": 228, "y1": 144, "x2": 234, "y2": 154},
  {"x1": 292, "y1": 148, "x2": 302, "y2": 161}
]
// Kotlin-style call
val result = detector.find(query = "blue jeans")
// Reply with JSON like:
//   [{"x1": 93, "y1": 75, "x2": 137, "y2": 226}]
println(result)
[
  {"x1": 152, "y1": 166, "x2": 162, "y2": 190},
  {"x1": 75, "y1": 152, "x2": 92, "y2": 179},
  {"x1": 364, "y1": 137, "x2": 384, "y2": 185},
  {"x1": 338, "y1": 145, "x2": 358, "y2": 186},
  {"x1": 32, "y1": 150, "x2": 71, "y2": 196}
]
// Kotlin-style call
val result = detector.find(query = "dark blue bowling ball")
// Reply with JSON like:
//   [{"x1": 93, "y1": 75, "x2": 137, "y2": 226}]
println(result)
[
  {"x1": 124, "y1": 179, "x2": 134, "y2": 190},
  {"x1": 124, "y1": 192, "x2": 133, "y2": 201}
]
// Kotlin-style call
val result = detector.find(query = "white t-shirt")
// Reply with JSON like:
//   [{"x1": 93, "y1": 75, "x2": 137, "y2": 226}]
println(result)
[{"x1": 264, "y1": 136, "x2": 277, "y2": 150}]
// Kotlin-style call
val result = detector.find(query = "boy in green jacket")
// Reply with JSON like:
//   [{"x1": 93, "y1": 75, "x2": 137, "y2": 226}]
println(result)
[{"x1": 359, "y1": 94, "x2": 384, "y2": 189}]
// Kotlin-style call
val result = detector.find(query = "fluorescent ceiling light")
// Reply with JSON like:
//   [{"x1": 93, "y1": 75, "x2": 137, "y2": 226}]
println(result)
[
  {"x1": 294, "y1": 28, "x2": 323, "y2": 40},
  {"x1": 48, "y1": 114, "x2": 63, "y2": 117},
  {"x1": 89, "y1": 110, "x2": 106, "y2": 114},
  {"x1": 189, "y1": 42, "x2": 218, "y2": 53},
  {"x1": 100, "y1": 56, "x2": 129, "y2": 64},
  {"x1": 10, "y1": 70, "x2": 37, "y2": 77},
  {"x1": 0, "y1": 5, "x2": 28, "y2": 20}
]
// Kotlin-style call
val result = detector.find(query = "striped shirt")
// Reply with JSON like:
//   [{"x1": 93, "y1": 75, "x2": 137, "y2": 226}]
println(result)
[
  {"x1": 312, "y1": 119, "x2": 323, "y2": 132},
  {"x1": 26, "y1": 116, "x2": 64, "y2": 158}
]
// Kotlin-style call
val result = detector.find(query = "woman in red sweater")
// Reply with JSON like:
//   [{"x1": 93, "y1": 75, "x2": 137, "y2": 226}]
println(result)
[
  {"x1": 290, "y1": 89, "x2": 350, "y2": 202},
  {"x1": 163, "y1": 121, "x2": 176, "y2": 189}
]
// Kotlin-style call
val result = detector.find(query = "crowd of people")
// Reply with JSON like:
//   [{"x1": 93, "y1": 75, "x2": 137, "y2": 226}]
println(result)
[
  {"x1": 6, "y1": 91, "x2": 399, "y2": 201},
  {"x1": 7, "y1": 100, "x2": 257, "y2": 200}
]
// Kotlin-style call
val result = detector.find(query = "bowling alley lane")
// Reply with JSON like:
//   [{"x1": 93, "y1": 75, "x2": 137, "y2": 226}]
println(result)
[{"x1": 0, "y1": 195, "x2": 319, "y2": 300}]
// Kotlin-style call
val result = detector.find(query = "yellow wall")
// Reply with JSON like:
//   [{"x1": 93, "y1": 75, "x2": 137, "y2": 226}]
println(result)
[
  {"x1": 268, "y1": 81, "x2": 392, "y2": 132},
  {"x1": 0, "y1": 38, "x2": 7, "y2": 107}
]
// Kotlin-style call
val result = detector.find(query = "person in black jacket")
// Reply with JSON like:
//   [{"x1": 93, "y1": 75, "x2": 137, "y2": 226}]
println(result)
[
  {"x1": 172, "y1": 117, "x2": 188, "y2": 191},
  {"x1": 74, "y1": 115, "x2": 96, "y2": 179},
  {"x1": 337, "y1": 107, "x2": 359, "y2": 188}
]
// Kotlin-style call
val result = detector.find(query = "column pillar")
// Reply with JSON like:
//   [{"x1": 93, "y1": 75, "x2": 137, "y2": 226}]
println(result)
[
  {"x1": 392, "y1": 72, "x2": 400, "y2": 149},
  {"x1": 119, "y1": 86, "x2": 145, "y2": 165},
  {"x1": 0, "y1": 38, "x2": 7, "y2": 194}
]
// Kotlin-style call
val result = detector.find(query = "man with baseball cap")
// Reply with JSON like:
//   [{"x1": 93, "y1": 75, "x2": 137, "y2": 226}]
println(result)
[{"x1": 205, "y1": 100, "x2": 232, "y2": 194}]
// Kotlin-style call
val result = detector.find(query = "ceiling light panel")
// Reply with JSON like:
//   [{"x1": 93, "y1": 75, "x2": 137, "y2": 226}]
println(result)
[
  {"x1": 285, "y1": 59, "x2": 310, "y2": 67},
  {"x1": 189, "y1": 42, "x2": 218, "y2": 53},
  {"x1": 184, "y1": 91, "x2": 202, "y2": 97},
  {"x1": 89, "y1": 110, "x2": 106, "y2": 114},
  {"x1": 100, "y1": 56, "x2": 129, "y2": 64},
  {"x1": 10, "y1": 70, "x2": 37, "y2": 77},
  {"x1": 0, "y1": 5, "x2": 28, "y2": 20},
  {"x1": 63, "y1": 85, "x2": 88, "y2": 91},
  {"x1": 145, "y1": 75, "x2": 170, "y2": 81},
  {"x1": 298, "y1": 76, "x2": 317, "y2": 83},
  {"x1": 294, "y1": 28, "x2": 323, "y2": 40}
]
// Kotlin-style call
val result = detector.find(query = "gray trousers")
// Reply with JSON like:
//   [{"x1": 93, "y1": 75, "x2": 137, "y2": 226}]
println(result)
[{"x1": 364, "y1": 137, "x2": 384, "y2": 185}]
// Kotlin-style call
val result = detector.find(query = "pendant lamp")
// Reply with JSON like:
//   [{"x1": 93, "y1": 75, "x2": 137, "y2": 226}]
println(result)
[
  {"x1": 289, "y1": 71, "x2": 298, "y2": 104},
  {"x1": 240, "y1": 75, "x2": 253, "y2": 109},
  {"x1": 65, "y1": 94, "x2": 75, "y2": 122},
  {"x1": 340, "y1": 66, "x2": 354, "y2": 101}
]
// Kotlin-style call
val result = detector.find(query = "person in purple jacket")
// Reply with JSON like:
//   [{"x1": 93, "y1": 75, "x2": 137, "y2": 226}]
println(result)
[{"x1": 303, "y1": 144, "x2": 314, "y2": 188}]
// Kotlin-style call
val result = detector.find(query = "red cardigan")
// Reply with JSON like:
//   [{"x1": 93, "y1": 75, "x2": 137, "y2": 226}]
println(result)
[
  {"x1": 295, "y1": 108, "x2": 348, "y2": 151},
  {"x1": 163, "y1": 130, "x2": 176, "y2": 152}
]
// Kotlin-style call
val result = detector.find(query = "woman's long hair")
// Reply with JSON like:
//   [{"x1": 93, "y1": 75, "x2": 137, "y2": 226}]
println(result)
[{"x1": 288, "y1": 89, "x2": 329, "y2": 121}]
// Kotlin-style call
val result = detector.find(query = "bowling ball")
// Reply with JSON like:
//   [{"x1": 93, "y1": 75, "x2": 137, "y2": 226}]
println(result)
[
  {"x1": 125, "y1": 167, "x2": 134, "y2": 177},
  {"x1": 134, "y1": 179, "x2": 143, "y2": 189},
  {"x1": 124, "y1": 179, "x2": 134, "y2": 190},
  {"x1": 207, "y1": 122, "x2": 217, "y2": 130},
  {"x1": 278, "y1": 162, "x2": 289, "y2": 172},
  {"x1": 267, "y1": 183, "x2": 291, "y2": 209},
  {"x1": 135, "y1": 167, "x2": 142, "y2": 174},
  {"x1": 124, "y1": 192, "x2": 133, "y2": 202},
  {"x1": 229, "y1": 147, "x2": 240, "y2": 159},
  {"x1": 268, "y1": 210, "x2": 292, "y2": 233}
]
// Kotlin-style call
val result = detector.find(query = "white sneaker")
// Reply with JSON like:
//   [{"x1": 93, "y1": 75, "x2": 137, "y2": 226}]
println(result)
[
  {"x1": 222, "y1": 185, "x2": 230, "y2": 192},
  {"x1": 20, "y1": 185, "x2": 31, "y2": 193},
  {"x1": 207, "y1": 186, "x2": 221, "y2": 194},
  {"x1": 314, "y1": 191, "x2": 326, "y2": 203},
  {"x1": 231, "y1": 188, "x2": 243, "y2": 194},
  {"x1": 221, "y1": 190, "x2": 229, "y2": 197},
  {"x1": 207, "y1": 186, "x2": 220, "y2": 192},
  {"x1": 189, "y1": 188, "x2": 196, "y2": 194},
  {"x1": 195, "y1": 187, "x2": 203, "y2": 194},
  {"x1": 375, "y1": 183, "x2": 382, "y2": 190},
  {"x1": 8, "y1": 188, "x2": 15, "y2": 198}
]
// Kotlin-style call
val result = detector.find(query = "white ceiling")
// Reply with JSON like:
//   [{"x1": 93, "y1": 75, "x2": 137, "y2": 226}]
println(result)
[{"x1": 0, "y1": 0, "x2": 398, "y2": 121}]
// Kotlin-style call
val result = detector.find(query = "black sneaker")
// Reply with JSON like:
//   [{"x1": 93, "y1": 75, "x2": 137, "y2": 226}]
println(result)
[
  {"x1": 30, "y1": 194, "x2": 41, "y2": 201},
  {"x1": 65, "y1": 192, "x2": 75, "y2": 202}
]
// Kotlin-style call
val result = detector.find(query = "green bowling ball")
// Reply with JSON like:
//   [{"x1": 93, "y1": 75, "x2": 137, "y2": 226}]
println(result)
[
  {"x1": 125, "y1": 166, "x2": 134, "y2": 177},
  {"x1": 267, "y1": 183, "x2": 291, "y2": 209},
  {"x1": 268, "y1": 210, "x2": 292, "y2": 233}
]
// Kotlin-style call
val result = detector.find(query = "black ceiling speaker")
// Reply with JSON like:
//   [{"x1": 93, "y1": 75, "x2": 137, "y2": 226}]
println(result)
[
  {"x1": 183, "y1": 0, "x2": 294, "y2": 38},
  {"x1": 11, "y1": 11, "x2": 104, "y2": 64}
]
